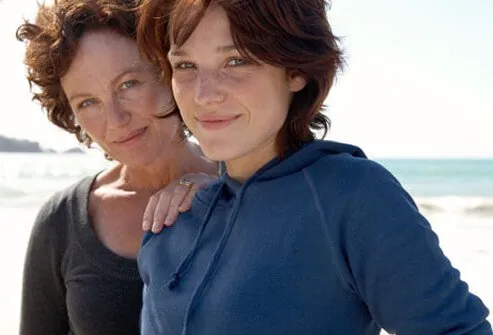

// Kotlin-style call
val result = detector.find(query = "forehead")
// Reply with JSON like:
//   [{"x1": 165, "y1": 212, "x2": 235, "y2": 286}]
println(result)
[
  {"x1": 171, "y1": 5, "x2": 232, "y2": 51},
  {"x1": 73, "y1": 29, "x2": 141, "y2": 68},
  {"x1": 61, "y1": 30, "x2": 147, "y2": 90}
]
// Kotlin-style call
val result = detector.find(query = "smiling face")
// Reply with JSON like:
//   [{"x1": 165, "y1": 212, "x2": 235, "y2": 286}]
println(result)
[
  {"x1": 168, "y1": 5, "x2": 306, "y2": 181},
  {"x1": 61, "y1": 29, "x2": 180, "y2": 167}
]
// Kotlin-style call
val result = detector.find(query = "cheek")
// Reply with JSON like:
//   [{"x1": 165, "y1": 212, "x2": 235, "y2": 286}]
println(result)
[
  {"x1": 136, "y1": 86, "x2": 174, "y2": 117},
  {"x1": 171, "y1": 80, "x2": 193, "y2": 111},
  {"x1": 245, "y1": 82, "x2": 291, "y2": 125},
  {"x1": 235, "y1": 79, "x2": 281, "y2": 107},
  {"x1": 79, "y1": 123, "x2": 110, "y2": 151},
  {"x1": 261, "y1": 78, "x2": 292, "y2": 110},
  {"x1": 75, "y1": 116, "x2": 104, "y2": 138},
  {"x1": 172, "y1": 73, "x2": 196, "y2": 94}
]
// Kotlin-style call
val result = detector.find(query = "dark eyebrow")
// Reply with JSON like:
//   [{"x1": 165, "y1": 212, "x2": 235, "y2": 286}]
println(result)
[
  {"x1": 67, "y1": 65, "x2": 146, "y2": 103},
  {"x1": 168, "y1": 44, "x2": 238, "y2": 57},
  {"x1": 216, "y1": 44, "x2": 237, "y2": 53}
]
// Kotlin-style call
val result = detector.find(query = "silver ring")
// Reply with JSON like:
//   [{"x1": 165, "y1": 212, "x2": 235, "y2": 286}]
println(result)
[{"x1": 179, "y1": 178, "x2": 193, "y2": 188}]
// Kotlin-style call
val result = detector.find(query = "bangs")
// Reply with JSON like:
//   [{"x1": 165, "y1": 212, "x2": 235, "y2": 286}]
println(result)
[
  {"x1": 168, "y1": 0, "x2": 211, "y2": 47},
  {"x1": 168, "y1": 0, "x2": 260, "y2": 64}
]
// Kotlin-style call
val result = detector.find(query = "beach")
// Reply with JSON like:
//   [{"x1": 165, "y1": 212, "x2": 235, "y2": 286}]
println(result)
[
  {"x1": 0, "y1": 153, "x2": 109, "y2": 334},
  {"x1": 1, "y1": 153, "x2": 492, "y2": 334}
]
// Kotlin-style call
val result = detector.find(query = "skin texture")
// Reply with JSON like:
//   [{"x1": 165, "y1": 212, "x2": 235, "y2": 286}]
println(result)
[
  {"x1": 61, "y1": 29, "x2": 178, "y2": 169},
  {"x1": 168, "y1": 5, "x2": 306, "y2": 182},
  {"x1": 60, "y1": 29, "x2": 216, "y2": 256}
]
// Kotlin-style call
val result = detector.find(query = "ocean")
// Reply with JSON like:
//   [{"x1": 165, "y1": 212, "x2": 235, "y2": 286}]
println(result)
[
  {"x1": 0, "y1": 153, "x2": 492, "y2": 333},
  {"x1": 379, "y1": 158, "x2": 493, "y2": 216},
  {"x1": 2, "y1": 154, "x2": 492, "y2": 211}
]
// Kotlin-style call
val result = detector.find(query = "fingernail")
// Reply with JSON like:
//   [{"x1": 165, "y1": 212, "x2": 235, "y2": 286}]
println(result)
[
  {"x1": 178, "y1": 205, "x2": 189, "y2": 212},
  {"x1": 142, "y1": 220, "x2": 149, "y2": 229}
]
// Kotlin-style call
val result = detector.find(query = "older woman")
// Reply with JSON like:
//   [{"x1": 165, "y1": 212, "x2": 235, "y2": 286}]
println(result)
[
  {"x1": 137, "y1": 0, "x2": 492, "y2": 334},
  {"x1": 16, "y1": 0, "x2": 217, "y2": 334}
]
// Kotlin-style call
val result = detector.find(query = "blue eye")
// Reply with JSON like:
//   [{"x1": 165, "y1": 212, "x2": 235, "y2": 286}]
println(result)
[
  {"x1": 175, "y1": 62, "x2": 195, "y2": 70},
  {"x1": 227, "y1": 58, "x2": 248, "y2": 66},
  {"x1": 121, "y1": 79, "x2": 138, "y2": 89},
  {"x1": 77, "y1": 98, "x2": 97, "y2": 109}
]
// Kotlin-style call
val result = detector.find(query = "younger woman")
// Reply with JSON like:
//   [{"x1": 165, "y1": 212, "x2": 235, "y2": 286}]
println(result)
[{"x1": 137, "y1": 0, "x2": 491, "y2": 334}]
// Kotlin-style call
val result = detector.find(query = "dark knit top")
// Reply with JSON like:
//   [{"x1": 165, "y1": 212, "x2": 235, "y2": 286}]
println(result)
[{"x1": 20, "y1": 175, "x2": 143, "y2": 335}]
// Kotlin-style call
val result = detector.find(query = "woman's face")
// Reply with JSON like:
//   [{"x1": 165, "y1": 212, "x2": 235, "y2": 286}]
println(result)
[
  {"x1": 61, "y1": 29, "x2": 180, "y2": 167},
  {"x1": 168, "y1": 5, "x2": 306, "y2": 179}
]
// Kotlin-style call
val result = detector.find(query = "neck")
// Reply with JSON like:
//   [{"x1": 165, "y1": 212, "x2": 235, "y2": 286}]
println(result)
[
  {"x1": 114, "y1": 141, "x2": 216, "y2": 193},
  {"x1": 225, "y1": 139, "x2": 278, "y2": 183}
]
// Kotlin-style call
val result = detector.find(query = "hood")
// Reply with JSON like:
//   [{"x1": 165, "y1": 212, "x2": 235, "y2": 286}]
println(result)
[
  {"x1": 261, "y1": 140, "x2": 366, "y2": 180},
  {"x1": 165, "y1": 140, "x2": 367, "y2": 334},
  {"x1": 223, "y1": 140, "x2": 367, "y2": 192}
]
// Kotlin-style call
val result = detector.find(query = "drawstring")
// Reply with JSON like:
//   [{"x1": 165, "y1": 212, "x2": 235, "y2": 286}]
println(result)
[
  {"x1": 167, "y1": 183, "x2": 226, "y2": 290},
  {"x1": 181, "y1": 179, "x2": 252, "y2": 335}
]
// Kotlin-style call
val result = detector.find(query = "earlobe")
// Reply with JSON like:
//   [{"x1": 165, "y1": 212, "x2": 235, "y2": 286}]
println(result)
[{"x1": 288, "y1": 72, "x2": 307, "y2": 92}]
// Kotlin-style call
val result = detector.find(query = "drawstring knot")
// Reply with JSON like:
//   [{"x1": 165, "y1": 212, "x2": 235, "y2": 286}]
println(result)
[{"x1": 167, "y1": 273, "x2": 181, "y2": 290}]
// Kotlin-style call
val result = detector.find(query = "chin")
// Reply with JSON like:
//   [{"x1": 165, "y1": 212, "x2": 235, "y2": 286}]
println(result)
[
  {"x1": 199, "y1": 148, "x2": 224, "y2": 162},
  {"x1": 198, "y1": 143, "x2": 235, "y2": 162}
]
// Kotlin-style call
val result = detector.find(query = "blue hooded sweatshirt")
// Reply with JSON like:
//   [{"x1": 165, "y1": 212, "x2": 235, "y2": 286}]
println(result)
[{"x1": 138, "y1": 140, "x2": 491, "y2": 335}]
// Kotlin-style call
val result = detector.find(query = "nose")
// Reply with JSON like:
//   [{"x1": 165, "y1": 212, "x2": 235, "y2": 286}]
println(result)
[
  {"x1": 194, "y1": 70, "x2": 226, "y2": 106},
  {"x1": 105, "y1": 97, "x2": 130, "y2": 129}
]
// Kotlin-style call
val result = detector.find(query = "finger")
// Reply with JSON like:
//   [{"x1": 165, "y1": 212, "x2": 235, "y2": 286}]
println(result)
[
  {"x1": 163, "y1": 185, "x2": 190, "y2": 228},
  {"x1": 142, "y1": 194, "x2": 159, "y2": 231},
  {"x1": 178, "y1": 184, "x2": 199, "y2": 212},
  {"x1": 152, "y1": 189, "x2": 173, "y2": 233}
]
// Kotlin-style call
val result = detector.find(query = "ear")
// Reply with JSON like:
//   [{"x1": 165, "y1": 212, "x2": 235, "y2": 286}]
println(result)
[{"x1": 287, "y1": 70, "x2": 307, "y2": 93}]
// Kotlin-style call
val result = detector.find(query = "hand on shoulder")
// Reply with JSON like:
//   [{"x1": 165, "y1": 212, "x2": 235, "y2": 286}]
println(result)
[{"x1": 142, "y1": 173, "x2": 217, "y2": 233}]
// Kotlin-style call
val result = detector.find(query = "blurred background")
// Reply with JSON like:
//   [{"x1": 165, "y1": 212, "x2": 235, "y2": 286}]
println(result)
[{"x1": 1, "y1": 0, "x2": 492, "y2": 333}]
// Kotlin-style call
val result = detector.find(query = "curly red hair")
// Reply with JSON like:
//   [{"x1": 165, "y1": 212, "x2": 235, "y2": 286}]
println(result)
[{"x1": 16, "y1": 0, "x2": 138, "y2": 147}]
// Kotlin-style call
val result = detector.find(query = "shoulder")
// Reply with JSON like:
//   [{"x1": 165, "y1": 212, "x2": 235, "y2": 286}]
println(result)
[
  {"x1": 31, "y1": 175, "x2": 96, "y2": 241},
  {"x1": 24, "y1": 174, "x2": 98, "y2": 273},
  {"x1": 303, "y1": 148, "x2": 421, "y2": 231},
  {"x1": 305, "y1": 148, "x2": 401, "y2": 197},
  {"x1": 309, "y1": 152, "x2": 424, "y2": 238}
]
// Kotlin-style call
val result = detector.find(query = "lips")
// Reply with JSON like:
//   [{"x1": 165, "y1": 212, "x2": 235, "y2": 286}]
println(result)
[
  {"x1": 114, "y1": 127, "x2": 147, "y2": 144},
  {"x1": 196, "y1": 115, "x2": 240, "y2": 130}
]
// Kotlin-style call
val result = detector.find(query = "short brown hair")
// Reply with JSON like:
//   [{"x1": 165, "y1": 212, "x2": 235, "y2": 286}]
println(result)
[
  {"x1": 16, "y1": 0, "x2": 138, "y2": 147},
  {"x1": 137, "y1": 0, "x2": 344, "y2": 155}
]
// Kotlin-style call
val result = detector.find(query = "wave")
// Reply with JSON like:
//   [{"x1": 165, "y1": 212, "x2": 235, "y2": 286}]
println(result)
[
  {"x1": 415, "y1": 196, "x2": 493, "y2": 217},
  {"x1": 2, "y1": 181, "x2": 492, "y2": 218}
]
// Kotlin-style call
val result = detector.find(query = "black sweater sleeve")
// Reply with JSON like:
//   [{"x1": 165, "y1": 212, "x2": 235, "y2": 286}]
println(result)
[{"x1": 20, "y1": 196, "x2": 70, "y2": 335}]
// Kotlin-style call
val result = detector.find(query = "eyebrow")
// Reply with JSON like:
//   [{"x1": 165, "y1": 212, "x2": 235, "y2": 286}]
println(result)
[
  {"x1": 68, "y1": 92, "x2": 92, "y2": 104},
  {"x1": 110, "y1": 65, "x2": 146, "y2": 86},
  {"x1": 67, "y1": 65, "x2": 146, "y2": 103},
  {"x1": 168, "y1": 44, "x2": 238, "y2": 57}
]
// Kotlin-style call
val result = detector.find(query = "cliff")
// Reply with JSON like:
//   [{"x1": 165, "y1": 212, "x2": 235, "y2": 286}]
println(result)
[
  {"x1": 0, "y1": 135, "x2": 83, "y2": 153},
  {"x1": 0, "y1": 135, "x2": 44, "y2": 152}
]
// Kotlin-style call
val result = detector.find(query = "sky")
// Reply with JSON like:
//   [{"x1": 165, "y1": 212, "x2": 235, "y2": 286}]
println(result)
[{"x1": 0, "y1": 0, "x2": 492, "y2": 158}]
